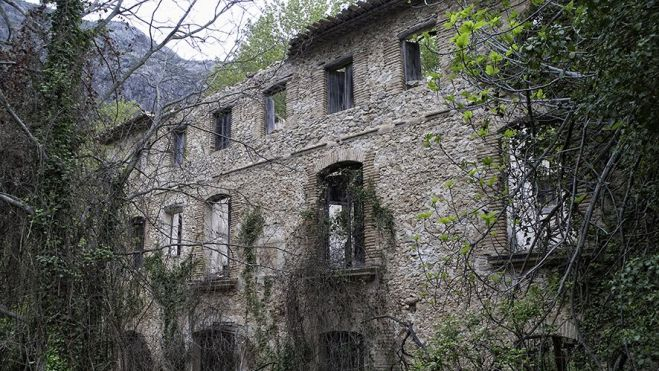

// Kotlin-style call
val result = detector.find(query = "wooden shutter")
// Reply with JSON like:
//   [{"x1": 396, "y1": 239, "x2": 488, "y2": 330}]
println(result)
[
  {"x1": 214, "y1": 114, "x2": 221, "y2": 150},
  {"x1": 176, "y1": 213, "x2": 183, "y2": 256},
  {"x1": 265, "y1": 96, "x2": 275, "y2": 134},
  {"x1": 328, "y1": 70, "x2": 341, "y2": 113},
  {"x1": 224, "y1": 111, "x2": 232, "y2": 149},
  {"x1": 344, "y1": 63, "x2": 354, "y2": 109},
  {"x1": 404, "y1": 40, "x2": 422, "y2": 82}
]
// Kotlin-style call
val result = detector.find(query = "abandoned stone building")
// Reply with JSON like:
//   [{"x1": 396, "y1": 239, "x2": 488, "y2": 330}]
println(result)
[{"x1": 104, "y1": 0, "x2": 578, "y2": 370}]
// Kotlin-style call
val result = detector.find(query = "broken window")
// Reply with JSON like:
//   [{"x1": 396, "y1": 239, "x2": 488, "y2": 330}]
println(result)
[
  {"x1": 120, "y1": 331, "x2": 154, "y2": 371},
  {"x1": 204, "y1": 195, "x2": 231, "y2": 276},
  {"x1": 402, "y1": 29, "x2": 439, "y2": 84},
  {"x1": 327, "y1": 59, "x2": 354, "y2": 113},
  {"x1": 172, "y1": 126, "x2": 186, "y2": 165},
  {"x1": 214, "y1": 109, "x2": 232, "y2": 150},
  {"x1": 319, "y1": 331, "x2": 365, "y2": 371},
  {"x1": 130, "y1": 217, "x2": 145, "y2": 268},
  {"x1": 193, "y1": 328, "x2": 237, "y2": 371},
  {"x1": 320, "y1": 162, "x2": 364, "y2": 268},
  {"x1": 165, "y1": 209, "x2": 183, "y2": 256},
  {"x1": 265, "y1": 85, "x2": 286, "y2": 134},
  {"x1": 506, "y1": 129, "x2": 568, "y2": 252}
]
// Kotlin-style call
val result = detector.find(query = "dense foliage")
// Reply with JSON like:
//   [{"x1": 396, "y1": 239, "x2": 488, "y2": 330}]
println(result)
[
  {"x1": 414, "y1": 0, "x2": 658, "y2": 369},
  {"x1": 207, "y1": 0, "x2": 354, "y2": 92}
]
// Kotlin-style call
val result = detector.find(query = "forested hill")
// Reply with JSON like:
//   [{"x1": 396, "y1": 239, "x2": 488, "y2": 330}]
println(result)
[{"x1": 0, "y1": 0, "x2": 214, "y2": 109}]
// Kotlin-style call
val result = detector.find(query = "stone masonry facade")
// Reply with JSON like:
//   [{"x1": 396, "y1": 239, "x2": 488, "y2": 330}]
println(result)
[{"x1": 105, "y1": 1, "x2": 558, "y2": 370}]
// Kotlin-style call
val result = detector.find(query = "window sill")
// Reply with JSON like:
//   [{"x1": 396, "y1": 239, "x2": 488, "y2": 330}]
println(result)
[
  {"x1": 303, "y1": 266, "x2": 380, "y2": 282},
  {"x1": 405, "y1": 79, "x2": 423, "y2": 88},
  {"x1": 487, "y1": 250, "x2": 592, "y2": 270},
  {"x1": 326, "y1": 105, "x2": 359, "y2": 117},
  {"x1": 189, "y1": 276, "x2": 238, "y2": 292}
]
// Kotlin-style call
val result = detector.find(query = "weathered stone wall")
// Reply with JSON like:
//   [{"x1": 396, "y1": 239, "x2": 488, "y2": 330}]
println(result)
[{"x1": 115, "y1": 2, "x2": 504, "y2": 370}]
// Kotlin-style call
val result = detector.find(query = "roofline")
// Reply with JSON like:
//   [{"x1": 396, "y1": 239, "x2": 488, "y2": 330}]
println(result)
[
  {"x1": 98, "y1": 112, "x2": 153, "y2": 145},
  {"x1": 288, "y1": 0, "x2": 408, "y2": 57}
]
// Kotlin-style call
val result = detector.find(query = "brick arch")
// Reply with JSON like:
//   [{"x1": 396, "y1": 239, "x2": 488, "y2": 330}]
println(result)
[
  {"x1": 305, "y1": 149, "x2": 381, "y2": 266},
  {"x1": 313, "y1": 148, "x2": 366, "y2": 174}
]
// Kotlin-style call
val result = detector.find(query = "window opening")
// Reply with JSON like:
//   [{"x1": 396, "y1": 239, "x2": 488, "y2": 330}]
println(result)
[
  {"x1": 265, "y1": 85, "x2": 286, "y2": 134},
  {"x1": 403, "y1": 29, "x2": 439, "y2": 84},
  {"x1": 506, "y1": 130, "x2": 568, "y2": 252},
  {"x1": 205, "y1": 196, "x2": 231, "y2": 276},
  {"x1": 173, "y1": 127, "x2": 186, "y2": 165},
  {"x1": 166, "y1": 210, "x2": 183, "y2": 256},
  {"x1": 319, "y1": 331, "x2": 365, "y2": 371},
  {"x1": 194, "y1": 328, "x2": 237, "y2": 371},
  {"x1": 327, "y1": 60, "x2": 354, "y2": 113},
  {"x1": 214, "y1": 109, "x2": 232, "y2": 150},
  {"x1": 120, "y1": 331, "x2": 154, "y2": 371},
  {"x1": 320, "y1": 163, "x2": 364, "y2": 268},
  {"x1": 130, "y1": 217, "x2": 145, "y2": 268},
  {"x1": 520, "y1": 335, "x2": 576, "y2": 371}
]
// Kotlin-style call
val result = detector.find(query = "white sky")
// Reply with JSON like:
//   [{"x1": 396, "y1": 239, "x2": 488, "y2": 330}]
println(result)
[{"x1": 26, "y1": 0, "x2": 267, "y2": 61}]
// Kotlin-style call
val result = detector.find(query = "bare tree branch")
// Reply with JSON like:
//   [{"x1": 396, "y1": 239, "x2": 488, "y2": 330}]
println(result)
[
  {"x1": 0, "y1": 191, "x2": 34, "y2": 214},
  {"x1": 0, "y1": 87, "x2": 47, "y2": 159}
]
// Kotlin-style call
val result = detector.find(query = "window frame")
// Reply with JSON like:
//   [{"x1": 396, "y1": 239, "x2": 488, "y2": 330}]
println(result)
[
  {"x1": 204, "y1": 195, "x2": 231, "y2": 276},
  {"x1": 213, "y1": 108, "x2": 232, "y2": 151},
  {"x1": 399, "y1": 21, "x2": 439, "y2": 86},
  {"x1": 264, "y1": 83, "x2": 287, "y2": 135},
  {"x1": 165, "y1": 208, "x2": 183, "y2": 257},
  {"x1": 504, "y1": 128, "x2": 568, "y2": 253},
  {"x1": 326, "y1": 57, "x2": 354, "y2": 114},
  {"x1": 319, "y1": 162, "x2": 365, "y2": 268}
]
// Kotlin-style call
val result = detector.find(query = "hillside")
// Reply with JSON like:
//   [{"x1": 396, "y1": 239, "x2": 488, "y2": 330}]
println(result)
[{"x1": 0, "y1": 0, "x2": 214, "y2": 109}]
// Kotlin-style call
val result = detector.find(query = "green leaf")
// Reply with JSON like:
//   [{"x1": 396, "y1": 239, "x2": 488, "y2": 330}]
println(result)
[
  {"x1": 454, "y1": 32, "x2": 471, "y2": 49},
  {"x1": 417, "y1": 211, "x2": 433, "y2": 220},
  {"x1": 485, "y1": 64, "x2": 500, "y2": 76}
]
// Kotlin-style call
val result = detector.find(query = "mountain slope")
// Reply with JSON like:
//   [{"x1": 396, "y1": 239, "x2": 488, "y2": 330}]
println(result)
[{"x1": 0, "y1": 0, "x2": 214, "y2": 109}]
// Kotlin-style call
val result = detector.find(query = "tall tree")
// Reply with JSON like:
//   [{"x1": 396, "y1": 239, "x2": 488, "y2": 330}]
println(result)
[
  {"x1": 208, "y1": 0, "x2": 354, "y2": 92},
  {"x1": 0, "y1": 0, "x2": 244, "y2": 369},
  {"x1": 414, "y1": 0, "x2": 658, "y2": 369}
]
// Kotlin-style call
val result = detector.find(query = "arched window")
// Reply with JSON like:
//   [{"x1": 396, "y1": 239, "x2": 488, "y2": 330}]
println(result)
[
  {"x1": 319, "y1": 331, "x2": 365, "y2": 371},
  {"x1": 319, "y1": 162, "x2": 364, "y2": 268},
  {"x1": 204, "y1": 195, "x2": 231, "y2": 276},
  {"x1": 119, "y1": 331, "x2": 153, "y2": 371},
  {"x1": 193, "y1": 326, "x2": 237, "y2": 371}
]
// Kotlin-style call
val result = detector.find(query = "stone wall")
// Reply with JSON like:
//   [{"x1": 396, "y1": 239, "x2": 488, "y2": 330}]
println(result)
[{"x1": 114, "y1": 2, "x2": 508, "y2": 370}]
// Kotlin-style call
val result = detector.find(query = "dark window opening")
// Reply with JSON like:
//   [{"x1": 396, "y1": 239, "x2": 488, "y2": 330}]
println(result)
[
  {"x1": 320, "y1": 331, "x2": 365, "y2": 371},
  {"x1": 130, "y1": 217, "x2": 145, "y2": 268},
  {"x1": 120, "y1": 331, "x2": 154, "y2": 371},
  {"x1": 214, "y1": 109, "x2": 232, "y2": 150},
  {"x1": 265, "y1": 85, "x2": 286, "y2": 134},
  {"x1": 320, "y1": 163, "x2": 364, "y2": 268},
  {"x1": 520, "y1": 335, "x2": 576, "y2": 371},
  {"x1": 327, "y1": 60, "x2": 354, "y2": 113},
  {"x1": 173, "y1": 127, "x2": 186, "y2": 165},
  {"x1": 194, "y1": 328, "x2": 237, "y2": 371},
  {"x1": 403, "y1": 29, "x2": 438, "y2": 84}
]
